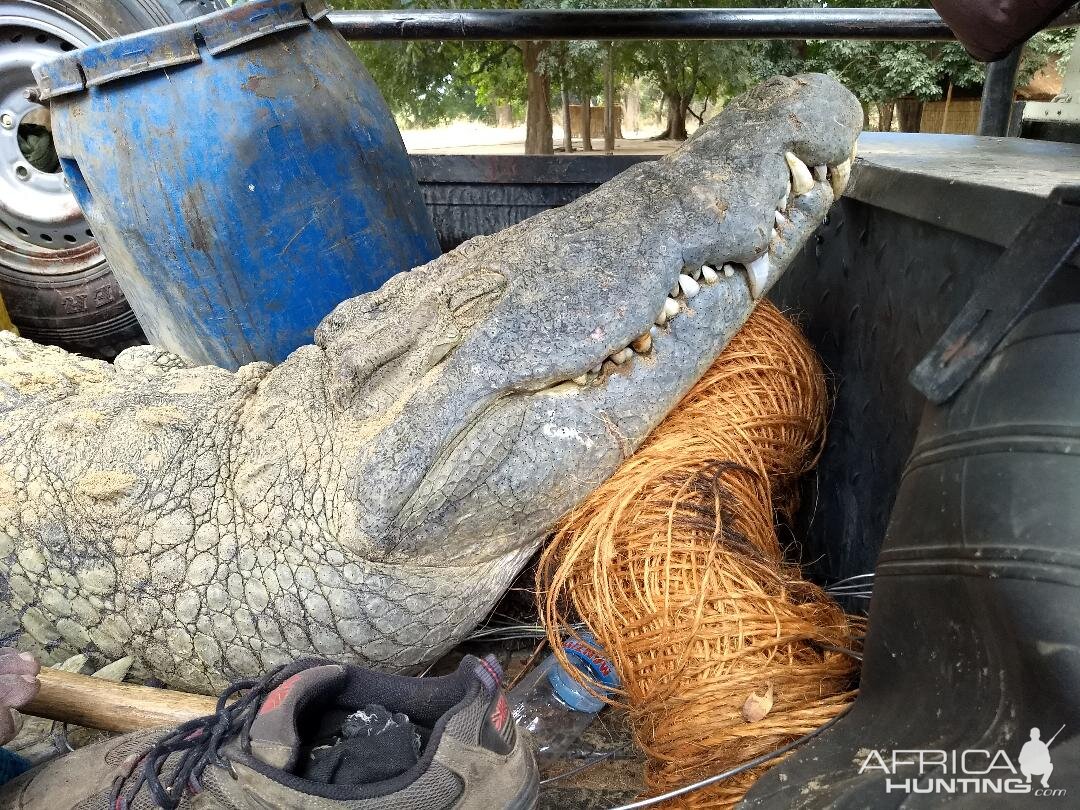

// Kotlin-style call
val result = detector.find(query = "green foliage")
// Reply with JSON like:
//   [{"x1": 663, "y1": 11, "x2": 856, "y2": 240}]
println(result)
[
  {"x1": 334, "y1": 0, "x2": 535, "y2": 126},
  {"x1": 333, "y1": 0, "x2": 1074, "y2": 129}
]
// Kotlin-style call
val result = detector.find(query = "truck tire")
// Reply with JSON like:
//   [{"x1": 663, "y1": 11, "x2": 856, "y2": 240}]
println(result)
[{"x1": 0, "y1": 0, "x2": 224, "y2": 358}]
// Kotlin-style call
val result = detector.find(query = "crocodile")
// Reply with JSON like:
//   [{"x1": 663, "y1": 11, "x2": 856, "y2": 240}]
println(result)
[{"x1": 0, "y1": 74, "x2": 860, "y2": 693}]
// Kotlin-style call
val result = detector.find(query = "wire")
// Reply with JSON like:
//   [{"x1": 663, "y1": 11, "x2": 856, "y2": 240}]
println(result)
[
  {"x1": 540, "y1": 750, "x2": 620, "y2": 785},
  {"x1": 815, "y1": 643, "x2": 863, "y2": 662},
  {"x1": 466, "y1": 621, "x2": 589, "y2": 643},
  {"x1": 605, "y1": 707, "x2": 852, "y2": 810}
]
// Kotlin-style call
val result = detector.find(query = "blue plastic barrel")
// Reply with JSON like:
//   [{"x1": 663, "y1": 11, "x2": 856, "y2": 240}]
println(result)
[{"x1": 32, "y1": 0, "x2": 439, "y2": 368}]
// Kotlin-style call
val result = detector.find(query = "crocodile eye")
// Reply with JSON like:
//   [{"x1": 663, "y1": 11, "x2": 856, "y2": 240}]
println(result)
[{"x1": 445, "y1": 270, "x2": 507, "y2": 324}]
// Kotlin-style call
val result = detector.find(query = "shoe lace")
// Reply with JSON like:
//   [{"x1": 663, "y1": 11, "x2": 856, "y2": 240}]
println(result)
[{"x1": 109, "y1": 659, "x2": 327, "y2": 810}]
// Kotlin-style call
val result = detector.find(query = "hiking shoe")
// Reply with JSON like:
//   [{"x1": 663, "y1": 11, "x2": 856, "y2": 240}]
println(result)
[{"x1": 0, "y1": 655, "x2": 537, "y2": 809}]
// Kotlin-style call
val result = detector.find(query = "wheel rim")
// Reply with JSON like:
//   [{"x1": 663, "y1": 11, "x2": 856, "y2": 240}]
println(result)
[{"x1": 0, "y1": 3, "x2": 100, "y2": 274}]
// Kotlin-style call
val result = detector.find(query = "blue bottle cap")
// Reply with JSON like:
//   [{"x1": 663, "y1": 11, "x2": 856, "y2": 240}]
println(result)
[{"x1": 547, "y1": 633, "x2": 620, "y2": 713}]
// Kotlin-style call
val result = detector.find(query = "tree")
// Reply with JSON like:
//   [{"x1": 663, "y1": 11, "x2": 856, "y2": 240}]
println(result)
[
  {"x1": 522, "y1": 40, "x2": 554, "y2": 153},
  {"x1": 336, "y1": 0, "x2": 1073, "y2": 148},
  {"x1": 619, "y1": 0, "x2": 775, "y2": 140},
  {"x1": 546, "y1": 39, "x2": 604, "y2": 150},
  {"x1": 338, "y1": 0, "x2": 556, "y2": 153},
  {"x1": 789, "y1": 0, "x2": 1071, "y2": 132}
]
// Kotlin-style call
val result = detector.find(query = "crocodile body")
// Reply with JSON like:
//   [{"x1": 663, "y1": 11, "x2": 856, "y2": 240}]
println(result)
[{"x1": 0, "y1": 74, "x2": 860, "y2": 692}]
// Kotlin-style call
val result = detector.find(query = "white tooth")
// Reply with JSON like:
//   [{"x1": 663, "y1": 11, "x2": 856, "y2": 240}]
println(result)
[
  {"x1": 746, "y1": 254, "x2": 771, "y2": 300},
  {"x1": 663, "y1": 297, "x2": 680, "y2": 319},
  {"x1": 774, "y1": 210, "x2": 788, "y2": 227},
  {"x1": 610, "y1": 347, "x2": 632, "y2": 365},
  {"x1": 830, "y1": 158, "x2": 852, "y2": 197},
  {"x1": 572, "y1": 374, "x2": 589, "y2": 386},
  {"x1": 813, "y1": 165, "x2": 828, "y2": 183},
  {"x1": 722, "y1": 263, "x2": 736, "y2": 278},
  {"x1": 631, "y1": 332, "x2": 652, "y2": 354},
  {"x1": 655, "y1": 310, "x2": 668, "y2": 326},
  {"x1": 678, "y1": 274, "x2": 700, "y2": 299},
  {"x1": 785, "y1": 152, "x2": 814, "y2": 195},
  {"x1": 778, "y1": 193, "x2": 789, "y2": 212},
  {"x1": 772, "y1": 229, "x2": 781, "y2": 242},
  {"x1": 701, "y1": 265, "x2": 719, "y2": 284}
]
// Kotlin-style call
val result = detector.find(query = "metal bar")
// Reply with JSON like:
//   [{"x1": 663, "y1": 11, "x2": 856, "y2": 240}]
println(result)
[
  {"x1": 978, "y1": 46, "x2": 1023, "y2": 137},
  {"x1": 329, "y1": 8, "x2": 957, "y2": 42},
  {"x1": 909, "y1": 185, "x2": 1080, "y2": 404},
  {"x1": 1054, "y1": 6, "x2": 1080, "y2": 28}
]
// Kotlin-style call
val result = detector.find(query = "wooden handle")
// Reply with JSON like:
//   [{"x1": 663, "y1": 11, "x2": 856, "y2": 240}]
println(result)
[{"x1": 21, "y1": 668, "x2": 219, "y2": 733}]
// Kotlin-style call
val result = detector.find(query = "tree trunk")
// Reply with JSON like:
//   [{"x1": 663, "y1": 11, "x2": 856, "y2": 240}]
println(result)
[
  {"x1": 521, "y1": 41, "x2": 553, "y2": 155},
  {"x1": 941, "y1": 82, "x2": 959, "y2": 133},
  {"x1": 495, "y1": 104, "x2": 513, "y2": 128},
  {"x1": 560, "y1": 86, "x2": 573, "y2": 152},
  {"x1": 581, "y1": 94, "x2": 593, "y2": 152},
  {"x1": 876, "y1": 101, "x2": 895, "y2": 132},
  {"x1": 623, "y1": 80, "x2": 641, "y2": 134},
  {"x1": 897, "y1": 98, "x2": 924, "y2": 133},
  {"x1": 666, "y1": 94, "x2": 688, "y2": 141},
  {"x1": 603, "y1": 43, "x2": 615, "y2": 153}
]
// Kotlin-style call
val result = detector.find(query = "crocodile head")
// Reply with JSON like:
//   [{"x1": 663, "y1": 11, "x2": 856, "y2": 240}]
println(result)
[
  {"x1": 310, "y1": 72, "x2": 859, "y2": 570},
  {"x1": 0, "y1": 73, "x2": 860, "y2": 689}
]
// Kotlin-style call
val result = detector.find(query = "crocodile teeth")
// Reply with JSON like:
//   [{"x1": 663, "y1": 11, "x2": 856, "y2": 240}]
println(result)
[
  {"x1": 610, "y1": 347, "x2": 632, "y2": 365},
  {"x1": 722, "y1": 263, "x2": 736, "y2": 278},
  {"x1": 663, "y1": 297, "x2": 680, "y2": 319},
  {"x1": 678, "y1": 274, "x2": 700, "y2": 299},
  {"x1": 778, "y1": 193, "x2": 789, "y2": 212},
  {"x1": 830, "y1": 158, "x2": 852, "y2": 197},
  {"x1": 774, "y1": 211, "x2": 789, "y2": 228},
  {"x1": 813, "y1": 165, "x2": 828, "y2": 183},
  {"x1": 785, "y1": 152, "x2": 814, "y2": 195},
  {"x1": 701, "y1": 265, "x2": 719, "y2": 284},
  {"x1": 746, "y1": 254, "x2": 771, "y2": 299},
  {"x1": 631, "y1": 331, "x2": 653, "y2": 354}
]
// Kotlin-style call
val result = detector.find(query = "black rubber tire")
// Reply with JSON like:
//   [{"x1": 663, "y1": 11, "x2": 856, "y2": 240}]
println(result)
[{"x1": 0, "y1": 0, "x2": 224, "y2": 359}]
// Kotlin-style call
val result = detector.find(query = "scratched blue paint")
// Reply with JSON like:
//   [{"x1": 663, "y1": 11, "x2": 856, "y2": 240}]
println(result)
[{"x1": 35, "y1": 0, "x2": 439, "y2": 369}]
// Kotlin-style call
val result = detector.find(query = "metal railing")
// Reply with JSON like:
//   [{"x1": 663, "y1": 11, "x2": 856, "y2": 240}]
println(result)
[
  {"x1": 327, "y1": 6, "x2": 1080, "y2": 138},
  {"x1": 328, "y1": 7, "x2": 1078, "y2": 42},
  {"x1": 329, "y1": 8, "x2": 955, "y2": 41}
]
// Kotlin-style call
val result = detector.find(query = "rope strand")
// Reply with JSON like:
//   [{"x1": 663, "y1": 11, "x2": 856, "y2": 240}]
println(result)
[{"x1": 539, "y1": 302, "x2": 861, "y2": 808}]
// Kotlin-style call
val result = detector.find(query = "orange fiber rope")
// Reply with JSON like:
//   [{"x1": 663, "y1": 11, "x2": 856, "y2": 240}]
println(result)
[{"x1": 539, "y1": 301, "x2": 861, "y2": 807}]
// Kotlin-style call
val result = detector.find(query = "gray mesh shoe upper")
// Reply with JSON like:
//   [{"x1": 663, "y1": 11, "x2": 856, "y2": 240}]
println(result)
[{"x1": 0, "y1": 655, "x2": 537, "y2": 810}]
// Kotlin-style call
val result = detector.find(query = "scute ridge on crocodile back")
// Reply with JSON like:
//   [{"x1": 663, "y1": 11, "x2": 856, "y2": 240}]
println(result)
[{"x1": 0, "y1": 73, "x2": 861, "y2": 692}]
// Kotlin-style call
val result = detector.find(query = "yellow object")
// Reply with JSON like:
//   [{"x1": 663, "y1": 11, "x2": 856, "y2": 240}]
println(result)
[{"x1": 0, "y1": 290, "x2": 16, "y2": 335}]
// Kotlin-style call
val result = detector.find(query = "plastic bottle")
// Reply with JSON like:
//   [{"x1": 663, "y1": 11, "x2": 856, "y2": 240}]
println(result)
[{"x1": 507, "y1": 634, "x2": 620, "y2": 762}]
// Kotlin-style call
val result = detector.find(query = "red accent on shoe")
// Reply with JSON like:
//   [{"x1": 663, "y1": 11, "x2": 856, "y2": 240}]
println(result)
[
  {"x1": 490, "y1": 692, "x2": 509, "y2": 732},
  {"x1": 258, "y1": 673, "x2": 304, "y2": 716}
]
